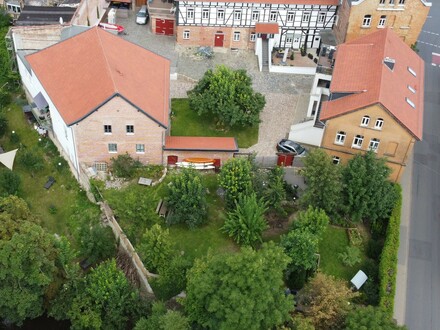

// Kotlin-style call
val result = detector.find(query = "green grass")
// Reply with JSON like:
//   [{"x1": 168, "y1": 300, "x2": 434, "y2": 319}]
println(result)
[
  {"x1": 1, "y1": 102, "x2": 97, "y2": 235},
  {"x1": 170, "y1": 98, "x2": 258, "y2": 148},
  {"x1": 319, "y1": 226, "x2": 368, "y2": 281}
]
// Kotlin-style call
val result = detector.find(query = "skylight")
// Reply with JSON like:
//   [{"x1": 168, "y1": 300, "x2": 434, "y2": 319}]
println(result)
[
  {"x1": 408, "y1": 66, "x2": 417, "y2": 77},
  {"x1": 406, "y1": 97, "x2": 415, "y2": 108},
  {"x1": 384, "y1": 57, "x2": 395, "y2": 71},
  {"x1": 408, "y1": 85, "x2": 416, "y2": 93}
]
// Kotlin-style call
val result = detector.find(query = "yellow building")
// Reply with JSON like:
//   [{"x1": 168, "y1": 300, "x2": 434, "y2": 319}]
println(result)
[
  {"x1": 345, "y1": 0, "x2": 431, "y2": 46},
  {"x1": 320, "y1": 28, "x2": 424, "y2": 182}
]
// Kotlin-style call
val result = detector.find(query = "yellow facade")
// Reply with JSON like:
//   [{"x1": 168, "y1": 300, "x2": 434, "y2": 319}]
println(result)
[
  {"x1": 345, "y1": 0, "x2": 430, "y2": 46},
  {"x1": 321, "y1": 103, "x2": 416, "y2": 182}
]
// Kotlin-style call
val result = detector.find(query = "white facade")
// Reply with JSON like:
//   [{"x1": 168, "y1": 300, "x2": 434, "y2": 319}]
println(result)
[{"x1": 176, "y1": 1, "x2": 337, "y2": 49}]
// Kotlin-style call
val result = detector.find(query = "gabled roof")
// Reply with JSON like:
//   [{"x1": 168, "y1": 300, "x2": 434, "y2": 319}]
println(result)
[
  {"x1": 176, "y1": 0, "x2": 337, "y2": 4},
  {"x1": 26, "y1": 27, "x2": 170, "y2": 127},
  {"x1": 320, "y1": 28, "x2": 424, "y2": 140},
  {"x1": 164, "y1": 136, "x2": 238, "y2": 152}
]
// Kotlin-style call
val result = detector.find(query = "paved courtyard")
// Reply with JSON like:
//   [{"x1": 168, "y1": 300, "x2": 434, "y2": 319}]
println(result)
[{"x1": 116, "y1": 11, "x2": 314, "y2": 156}]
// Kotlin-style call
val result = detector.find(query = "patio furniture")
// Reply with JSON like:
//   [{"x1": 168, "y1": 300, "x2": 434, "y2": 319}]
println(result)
[{"x1": 44, "y1": 176, "x2": 56, "y2": 189}]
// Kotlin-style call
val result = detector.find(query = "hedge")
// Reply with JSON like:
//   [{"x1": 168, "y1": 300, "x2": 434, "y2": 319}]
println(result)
[{"x1": 378, "y1": 184, "x2": 402, "y2": 316}]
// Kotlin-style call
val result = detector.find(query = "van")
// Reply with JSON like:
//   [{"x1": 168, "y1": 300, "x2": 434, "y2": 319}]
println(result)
[{"x1": 136, "y1": 5, "x2": 148, "y2": 24}]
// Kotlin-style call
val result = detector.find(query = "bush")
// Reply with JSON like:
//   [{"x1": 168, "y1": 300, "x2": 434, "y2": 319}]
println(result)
[
  {"x1": 110, "y1": 153, "x2": 141, "y2": 178},
  {"x1": 18, "y1": 149, "x2": 44, "y2": 172},
  {"x1": 347, "y1": 228, "x2": 363, "y2": 246},
  {"x1": 367, "y1": 239, "x2": 384, "y2": 261},
  {"x1": 338, "y1": 246, "x2": 361, "y2": 267},
  {"x1": 378, "y1": 185, "x2": 402, "y2": 316},
  {"x1": 153, "y1": 255, "x2": 192, "y2": 300},
  {"x1": 0, "y1": 168, "x2": 21, "y2": 196},
  {"x1": 313, "y1": 58, "x2": 318, "y2": 64},
  {"x1": 307, "y1": 53, "x2": 313, "y2": 59},
  {"x1": 0, "y1": 112, "x2": 7, "y2": 137},
  {"x1": 138, "y1": 224, "x2": 174, "y2": 273}
]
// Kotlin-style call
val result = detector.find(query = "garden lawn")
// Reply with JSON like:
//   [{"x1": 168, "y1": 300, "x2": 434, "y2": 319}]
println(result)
[
  {"x1": 170, "y1": 98, "x2": 258, "y2": 148},
  {"x1": 0, "y1": 102, "x2": 97, "y2": 234},
  {"x1": 319, "y1": 226, "x2": 368, "y2": 281}
]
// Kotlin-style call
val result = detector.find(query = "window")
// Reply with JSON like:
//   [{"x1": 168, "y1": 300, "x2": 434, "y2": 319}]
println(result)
[
  {"x1": 318, "y1": 12, "x2": 326, "y2": 23},
  {"x1": 287, "y1": 12, "x2": 294, "y2": 22},
  {"x1": 217, "y1": 9, "x2": 224, "y2": 20},
  {"x1": 398, "y1": 0, "x2": 405, "y2": 4},
  {"x1": 352, "y1": 135, "x2": 364, "y2": 148},
  {"x1": 202, "y1": 9, "x2": 209, "y2": 19},
  {"x1": 375, "y1": 118, "x2": 384, "y2": 129},
  {"x1": 389, "y1": 0, "x2": 394, "y2": 4},
  {"x1": 270, "y1": 11, "x2": 277, "y2": 22},
  {"x1": 183, "y1": 30, "x2": 190, "y2": 39},
  {"x1": 250, "y1": 33, "x2": 256, "y2": 42},
  {"x1": 362, "y1": 15, "x2": 372, "y2": 27},
  {"x1": 408, "y1": 66, "x2": 417, "y2": 76},
  {"x1": 335, "y1": 131, "x2": 346, "y2": 145},
  {"x1": 379, "y1": 0, "x2": 385, "y2": 4},
  {"x1": 104, "y1": 125, "x2": 112, "y2": 134},
  {"x1": 360, "y1": 115, "x2": 370, "y2": 127},
  {"x1": 94, "y1": 162, "x2": 107, "y2": 172},
  {"x1": 408, "y1": 85, "x2": 416, "y2": 93},
  {"x1": 332, "y1": 156, "x2": 340, "y2": 165},
  {"x1": 406, "y1": 97, "x2": 415, "y2": 108},
  {"x1": 136, "y1": 144, "x2": 145, "y2": 153},
  {"x1": 286, "y1": 33, "x2": 293, "y2": 43},
  {"x1": 233, "y1": 31, "x2": 240, "y2": 41},
  {"x1": 378, "y1": 15, "x2": 386, "y2": 27},
  {"x1": 369, "y1": 138, "x2": 380, "y2": 152},
  {"x1": 252, "y1": 11, "x2": 259, "y2": 21},
  {"x1": 302, "y1": 12, "x2": 310, "y2": 23},
  {"x1": 108, "y1": 143, "x2": 117, "y2": 153},
  {"x1": 126, "y1": 125, "x2": 134, "y2": 134},
  {"x1": 233, "y1": 10, "x2": 242, "y2": 20},
  {"x1": 187, "y1": 8, "x2": 194, "y2": 19}
]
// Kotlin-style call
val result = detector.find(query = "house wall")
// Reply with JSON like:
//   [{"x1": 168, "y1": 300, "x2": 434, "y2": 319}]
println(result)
[
  {"x1": 72, "y1": 96, "x2": 165, "y2": 166},
  {"x1": 333, "y1": 0, "x2": 351, "y2": 44},
  {"x1": 321, "y1": 103, "x2": 416, "y2": 182},
  {"x1": 346, "y1": 0, "x2": 431, "y2": 46}
]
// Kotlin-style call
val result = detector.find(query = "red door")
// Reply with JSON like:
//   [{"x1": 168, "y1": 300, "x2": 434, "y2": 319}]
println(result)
[
  {"x1": 167, "y1": 155, "x2": 178, "y2": 165},
  {"x1": 156, "y1": 19, "x2": 174, "y2": 36},
  {"x1": 214, "y1": 33, "x2": 224, "y2": 47},
  {"x1": 277, "y1": 154, "x2": 294, "y2": 167}
]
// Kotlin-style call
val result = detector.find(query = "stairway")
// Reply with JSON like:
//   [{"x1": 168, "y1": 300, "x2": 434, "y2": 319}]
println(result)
[{"x1": 262, "y1": 39, "x2": 269, "y2": 71}]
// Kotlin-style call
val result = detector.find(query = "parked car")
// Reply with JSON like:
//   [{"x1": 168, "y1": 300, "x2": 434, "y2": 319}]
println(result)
[
  {"x1": 136, "y1": 5, "x2": 149, "y2": 24},
  {"x1": 276, "y1": 139, "x2": 307, "y2": 156}
]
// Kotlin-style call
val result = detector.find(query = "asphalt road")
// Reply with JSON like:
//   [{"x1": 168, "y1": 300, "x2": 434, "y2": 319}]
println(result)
[{"x1": 404, "y1": 3, "x2": 440, "y2": 329}]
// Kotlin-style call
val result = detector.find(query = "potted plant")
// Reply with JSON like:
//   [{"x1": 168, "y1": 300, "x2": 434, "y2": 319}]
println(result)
[{"x1": 300, "y1": 46, "x2": 306, "y2": 57}]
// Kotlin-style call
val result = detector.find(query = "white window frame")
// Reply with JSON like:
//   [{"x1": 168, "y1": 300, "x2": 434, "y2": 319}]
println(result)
[
  {"x1": 183, "y1": 30, "x2": 190, "y2": 39},
  {"x1": 362, "y1": 15, "x2": 372, "y2": 27},
  {"x1": 233, "y1": 31, "x2": 240, "y2": 41},
  {"x1": 302, "y1": 12, "x2": 310, "y2": 23},
  {"x1": 287, "y1": 11, "x2": 294, "y2": 22},
  {"x1": 378, "y1": 15, "x2": 386, "y2": 27},
  {"x1": 369, "y1": 138, "x2": 380, "y2": 152},
  {"x1": 108, "y1": 143, "x2": 117, "y2": 153},
  {"x1": 136, "y1": 144, "x2": 145, "y2": 153},
  {"x1": 398, "y1": 0, "x2": 405, "y2": 4},
  {"x1": 379, "y1": 0, "x2": 385, "y2": 4},
  {"x1": 374, "y1": 118, "x2": 384, "y2": 129},
  {"x1": 335, "y1": 131, "x2": 346, "y2": 145},
  {"x1": 126, "y1": 125, "x2": 134, "y2": 134},
  {"x1": 233, "y1": 10, "x2": 242, "y2": 20},
  {"x1": 187, "y1": 8, "x2": 194, "y2": 19},
  {"x1": 389, "y1": 0, "x2": 395, "y2": 4},
  {"x1": 250, "y1": 33, "x2": 256, "y2": 42},
  {"x1": 252, "y1": 11, "x2": 259, "y2": 21},
  {"x1": 360, "y1": 116, "x2": 370, "y2": 127},
  {"x1": 318, "y1": 12, "x2": 326, "y2": 24},
  {"x1": 270, "y1": 11, "x2": 277, "y2": 22},
  {"x1": 332, "y1": 156, "x2": 340, "y2": 165},
  {"x1": 217, "y1": 9, "x2": 224, "y2": 20},
  {"x1": 352, "y1": 135, "x2": 364, "y2": 149},
  {"x1": 202, "y1": 8, "x2": 209, "y2": 19},
  {"x1": 104, "y1": 124, "x2": 112, "y2": 134}
]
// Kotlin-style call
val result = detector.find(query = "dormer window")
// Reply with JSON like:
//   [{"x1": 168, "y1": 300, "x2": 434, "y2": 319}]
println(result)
[{"x1": 361, "y1": 116, "x2": 370, "y2": 127}]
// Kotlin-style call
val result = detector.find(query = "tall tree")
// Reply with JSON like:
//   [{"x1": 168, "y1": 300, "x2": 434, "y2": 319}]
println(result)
[
  {"x1": 280, "y1": 229, "x2": 318, "y2": 272},
  {"x1": 265, "y1": 166, "x2": 286, "y2": 213},
  {"x1": 345, "y1": 306, "x2": 407, "y2": 330},
  {"x1": 138, "y1": 224, "x2": 174, "y2": 273},
  {"x1": 0, "y1": 167, "x2": 21, "y2": 197},
  {"x1": 188, "y1": 65, "x2": 265, "y2": 128},
  {"x1": 291, "y1": 206, "x2": 329, "y2": 239},
  {"x1": 0, "y1": 195, "x2": 37, "y2": 240},
  {"x1": 0, "y1": 222, "x2": 58, "y2": 325},
  {"x1": 222, "y1": 193, "x2": 268, "y2": 246},
  {"x1": 184, "y1": 242, "x2": 293, "y2": 329},
  {"x1": 219, "y1": 157, "x2": 253, "y2": 208},
  {"x1": 301, "y1": 149, "x2": 342, "y2": 217},
  {"x1": 166, "y1": 168, "x2": 207, "y2": 228}
]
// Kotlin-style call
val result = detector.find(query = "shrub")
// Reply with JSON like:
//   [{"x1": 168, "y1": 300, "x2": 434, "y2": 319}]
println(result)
[
  {"x1": 313, "y1": 58, "x2": 318, "y2": 64},
  {"x1": 290, "y1": 53, "x2": 294, "y2": 61},
  {"x1": 366, "y1": 239, "x2": 384, "y2": 261},
  {"x1": 219, "y1": 157, "x2": 253, "y2": 209},
  {"x1": 0, "y1": 168, "x2": 21, "y2": 196},
  {"x1": 19, "y1": 149, "x2": 44, "y2": 172},
  {"x1": 110, "y1": 153, "x2": 141, "y2": 178},
  {"x1": 347, "y1": 228, "x2": 363, "y2": 246},
  {"x1": 307, "y1": 53, "x2": 313, "y2": 59},
  {"x1": 338, "y1": 246, "x2": 361, "y2": 267},
  {"x1": 138, "y1": 224, "x2": 174, "y2": 273},
  {"x1": 291, "y1": 206, "x2": 329, "y2": 239},
  {"x1": 153, "y1": 255, "x2": 192, "y2": 300},
  {"x1": 0, "y1": 112, "x2": 7, "y2": 137},
  {"x1": 378, "y1": 185, "x2": 402, "y2": 316}
]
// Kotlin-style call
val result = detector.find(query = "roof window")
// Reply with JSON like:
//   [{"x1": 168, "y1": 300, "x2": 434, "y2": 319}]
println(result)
[
  {"x1": 406, "y1": 97, "x2": 415, "y2": 108},
  {"x1": 408, "y1": 85, "x2": 416, "y2": 93},
  {"x1": 383, "y1": 57, "x2": 395, "y2": 71},
  {"x1": 407, "y1": 66, "x2": 417, "y2": 77}
]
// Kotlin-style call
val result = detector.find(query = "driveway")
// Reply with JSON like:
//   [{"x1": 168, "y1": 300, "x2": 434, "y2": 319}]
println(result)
[{"x1": 117, "y1": 12, "x2": 313, "y2": 157}]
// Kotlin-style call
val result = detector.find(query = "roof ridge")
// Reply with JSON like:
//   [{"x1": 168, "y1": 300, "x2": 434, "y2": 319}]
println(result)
[{"x1": 96, "y1": 28, "x2": 118, "y2": 93}]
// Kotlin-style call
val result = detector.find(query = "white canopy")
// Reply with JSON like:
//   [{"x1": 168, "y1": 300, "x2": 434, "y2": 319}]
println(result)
[
  {"x1": 351, "y1": 270, "x2": 368, "y2": 290},
  {"x1": 0, "y1": 149, "x2": 18, "y2": 170}
]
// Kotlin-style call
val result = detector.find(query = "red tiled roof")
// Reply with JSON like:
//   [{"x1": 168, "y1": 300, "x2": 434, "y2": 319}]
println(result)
[
  {"x1": 164, "y1": 136, "x2": 238, "y2": 151},
  {"x1": 177, "y1": 0, "x2": 337, "y2": 4},
  {"x1": 26, "y1": 27, "x2": 170, "y2": 127},
  {"x1": 320, "y1": 28, "x2": 424, "y2": 140},
  {"x1": 255, "y1": 23, "x2": 279, "y2": 34}
]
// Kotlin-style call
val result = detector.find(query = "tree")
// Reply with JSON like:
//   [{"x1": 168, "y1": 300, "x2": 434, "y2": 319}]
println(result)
[
  {"x1": 138, "y1": 224, "x2": 174, "y2": 273},
  {"x1": 280, "y1": 230, "x2": 318, "y2": 272},
  {"x1": 134, "y1": 302, "x2": 190, "y2": 330},
  {"x1": 301, "y1": 149, "x2": 342, "y2": 217},
  {"x1": 0, "y1": 195, "x2": 37, "y2": 240},
  {"x1": 166, "y1": 168, "x2": 207, "y2": 228},
  {"x1": 345, "y1": 306, "x2": 407, "y2": 330},
  {"x1": 110, "y1": 153, "x2": 141, "y2": 178},
  {"x1": 0, "y1": 112, "x2": 7, "y2": 137},
  {"x1": 188, "y1": 65, "x2": 265, "y2": 128},
  {"x1": 265, "y1": 166, "x2": 286, "y2": 213},
  {"x1": 68, "y1": 259, "x2": 142, "y2": 330},
  {"x1": 184, "y1": 242, "x2": 293, "y2": 329},
  {"x1": 296, "y1": 273, "x2": 357, "y2": 330},
  {"x1": 0, "y1": 167, "x2": 21, "y2": 196},
  {"x1": 290, "y1": 314, "x2": 316, "y2": 330},
  {"x1": 18, "y1": 148, "x2": 45, "y2": 172},
  {"x1": 343, "y1": 151, "x2": 397, "y2": 223},
  {"x1": 291, "y1": 206, "x2": 329, "y2": 239},
  {"x1": 222, "y1": 193, "x2": 268, "y2": 246},
  {"x1": 78, "y1": 224, "x2": 116, "y2": 265},
  {"x1": 219, "y1": 157, "x2": 253, "y2": 208},
  {"x1": 0, "y1": 222, "x2": 58, "y2": 325},
  {"x1": 153, "y1": 255, "x2": 192, "y2": 300}
]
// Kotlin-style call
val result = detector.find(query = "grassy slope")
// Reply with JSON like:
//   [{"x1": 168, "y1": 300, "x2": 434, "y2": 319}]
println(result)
[{"x1": 170, "y1": 98, "x2": 258, "y2": 148}]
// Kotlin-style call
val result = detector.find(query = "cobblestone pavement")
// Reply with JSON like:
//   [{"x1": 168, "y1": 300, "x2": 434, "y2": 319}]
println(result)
[{"x1": 116, "y1": 12, "x2": 313, "y2": 156}]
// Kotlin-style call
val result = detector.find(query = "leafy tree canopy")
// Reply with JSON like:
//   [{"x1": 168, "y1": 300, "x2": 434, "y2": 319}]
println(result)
[
  {"x1": 291, "y1": 206, "x2": 329, "y2": 239},
  {"x1": 185, "y1": 242, "x2": 293, "y2": 329},
  {"x1": 134, "y1": 302, "x2": 190, "y2": 330},
  {"x1": 345, "y1": 305, "x2": 407, "y2": 330},
  {"x1": 219, "y1": 157, "x2": 253, "y2": 208},
  {"x1": 0, "y1": 167, "x2": 21, "y2": 197},
  {"x1": 0, "y1": 195, "x2": 37, "y2": 240},
  {"x1": 280, "y1": 229, "x2": 318, "y2": 272},
  {"x1": 188, "y1": 65, "x2": 265, "y2": 128},
  {"x1": 138, "y1": 224, "x2": 174, "y2": 273}
]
